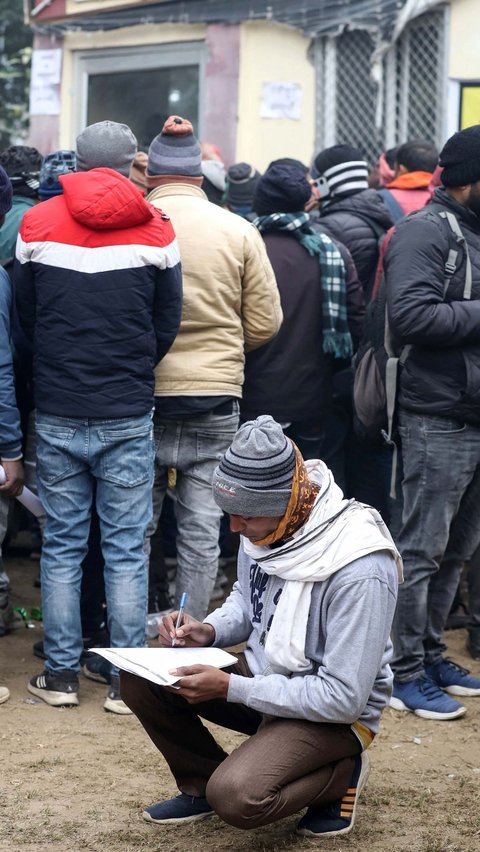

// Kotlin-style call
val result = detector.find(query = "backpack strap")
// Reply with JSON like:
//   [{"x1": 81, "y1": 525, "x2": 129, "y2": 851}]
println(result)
[
  {"x1": 377, "y1": 188, "x2": 405, "y2": 224},
  {"x1": 382, "y1": 290, "x2": 412, "y2": 497},
  {"x1": 438, "y1": 210, "x2": 472, "y2": 299}
]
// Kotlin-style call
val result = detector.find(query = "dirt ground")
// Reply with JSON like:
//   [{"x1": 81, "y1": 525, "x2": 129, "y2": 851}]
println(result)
[{"x1": 2, "y1": 547, "x2": 480, "y2": 852}]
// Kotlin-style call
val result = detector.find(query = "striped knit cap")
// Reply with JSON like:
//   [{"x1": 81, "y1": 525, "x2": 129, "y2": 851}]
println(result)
[
  {"x1": 212, "y1": 415, "x2": 296, "y2": 517},
  {"x1": 311, "y1": 144, "x2": 369, "y2": 206},
  {"x1": 147, "y1": 116, "x2": 202, "y2": 178}
]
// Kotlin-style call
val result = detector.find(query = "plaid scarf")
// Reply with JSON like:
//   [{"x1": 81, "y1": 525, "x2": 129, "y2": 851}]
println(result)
[{"x1": 254, "y1": 211, "x2": 352, "y2": 358}]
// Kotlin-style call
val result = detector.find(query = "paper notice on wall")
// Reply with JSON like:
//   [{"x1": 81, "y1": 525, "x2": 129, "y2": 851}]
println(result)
[
  {"x1": 29, "y1": 85, "x2": 61, "y2": 116},
  {"x1": 260, "y1": 82, "x2": 303, "y2": 120},
  {"x1": 29, "y1": 48, "x2": 62, "y2": 116},
  {"x1": 31, "y1": 49, "x2": 62, "y2": 85}
]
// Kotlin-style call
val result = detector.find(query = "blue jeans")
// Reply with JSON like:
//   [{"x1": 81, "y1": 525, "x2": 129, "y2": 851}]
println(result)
[
  {"x1": 36, "y1": 412, "x2": 154, "y2": 674},
  {"x1": 148, "y1": 406, "x2": 239, "y2": 620},
  {"x1": 391, "y1": 410, "x2": 480, "y2": 681}
]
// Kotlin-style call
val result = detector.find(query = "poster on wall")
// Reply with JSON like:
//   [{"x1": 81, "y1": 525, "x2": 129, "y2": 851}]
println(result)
[
  {"x1": 29, "y1": 49, "x2": 62, "y2": 116},
  {"x1": 460, "y1": 84, "x2": 480, "y2": 129},
  {"x1": 260, "y1": 82, "x2": 303, "y2": 120}
]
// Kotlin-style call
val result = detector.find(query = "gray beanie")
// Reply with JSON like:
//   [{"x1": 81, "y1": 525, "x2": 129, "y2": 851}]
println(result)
[
  {"x1": 212, "y1": 415, "x2": 295, "y2": 517},
  {"x1": 76, "y1": 120, "x2": 137, "y2": 176},
  {"x1": 147, "y1": 115, "x2": 202, "y2": 178}
]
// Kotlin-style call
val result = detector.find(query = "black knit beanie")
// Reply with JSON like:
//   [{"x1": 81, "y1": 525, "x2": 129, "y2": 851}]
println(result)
[
  {"x1": 253, "y1": 163, "x2": 312, "y2": 215},
  {"x1": 0, "y1": 166, "x2": 13, "y2": 217},
  {"x1": 0, "y1": 145, "x2": 42, "y2": 198},
  {"x1": 439, "y1": 125, "x2": 480, "y2": 187},
  {"x1": 268, "y1": 157, "x2": 309, "y2": 173}
]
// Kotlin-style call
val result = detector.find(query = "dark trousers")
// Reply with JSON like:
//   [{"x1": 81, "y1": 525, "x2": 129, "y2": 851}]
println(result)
[
  {"x1": 121, "y1": 655, "x2": 361, "y2": 830},
  {"x1": 392, "y1": 411, "x2": 480, "y2": 679}
]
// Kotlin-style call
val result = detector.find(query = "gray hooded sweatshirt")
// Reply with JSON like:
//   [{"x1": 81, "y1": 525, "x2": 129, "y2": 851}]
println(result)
[{"x1": 204, "y1": 543, "x2": 398, "y2": 736}]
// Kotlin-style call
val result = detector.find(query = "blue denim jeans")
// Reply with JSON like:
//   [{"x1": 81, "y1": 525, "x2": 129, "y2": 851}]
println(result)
[
  {"x1": 148, "y1": 406, "x2": 239, "y2": 620},
  {"x1": 36, "y1": 411, "x2": 154, "y2": 673},
  {"x1": 391, "y1": 409, "x2": 480, "y2": 681}
]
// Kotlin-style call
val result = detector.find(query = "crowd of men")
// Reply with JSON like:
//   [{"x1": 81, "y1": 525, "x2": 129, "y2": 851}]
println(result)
[{"x1": 1, "y1": 114, "x2": 480, "y2": 840}]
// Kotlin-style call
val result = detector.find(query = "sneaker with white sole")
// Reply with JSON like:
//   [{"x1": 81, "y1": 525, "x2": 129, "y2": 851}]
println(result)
[
  {"x1": 389, "y1": 673, "x2": 466, "y2": 719},
  {"x1": 82, "y1": 654, "x2": 112, "y2": 684},
  {"x1": 103, "y1": 674, "x2": 132, "y2": 715},
  {"x1": 425, "y1": 656, "x2": 480, "y2": 696},
  {"x1": 297, "y1": 751, "x2": 370, "y2": 837},
  {"x1": 28, "y1": 670, "x2": 79, "y2": 707},
  {"x1": 0, "y1": 686, "x2": 10, "y2": 705},
  {"x1": 143, "y1": 793, "x2": 214, "y2": 825}
]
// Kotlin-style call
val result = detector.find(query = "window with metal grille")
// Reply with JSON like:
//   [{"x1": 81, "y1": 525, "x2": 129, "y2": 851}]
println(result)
[
  {"x1": 334, "y1": 30, "x2": 380, "y2": 164},
  {"x1": 394, "y1": 9, "x2": 447, "y2": 146},
  {"x1": 314, "y1": 6, "x2": 448, "y2": 163}
]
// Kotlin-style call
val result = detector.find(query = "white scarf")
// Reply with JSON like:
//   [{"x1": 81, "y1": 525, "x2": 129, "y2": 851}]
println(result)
[{"x1": 243, "y1": 460, "x2": 403, "y2": 674}]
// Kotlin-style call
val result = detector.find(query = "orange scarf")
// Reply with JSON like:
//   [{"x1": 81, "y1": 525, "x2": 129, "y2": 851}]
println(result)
[{"x1": 253, "y1": 444, "x2": 320, "y2": 546}]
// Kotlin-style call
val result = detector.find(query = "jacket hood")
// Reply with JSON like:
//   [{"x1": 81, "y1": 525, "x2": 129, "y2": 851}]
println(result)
[
  {"x1": 387, "y1": 171, "x2": 433, "y2": 191},
  {"x1": 59, "y1": 168, "x2": 154, "y2": 230},
  {"x1": 327, "y1": 188, "x2": 393, "y2": 230}
]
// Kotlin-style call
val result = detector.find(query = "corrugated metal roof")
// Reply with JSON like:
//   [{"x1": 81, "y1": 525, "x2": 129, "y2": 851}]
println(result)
[{"x1": 34, "y1": 0, "x2": 407, "y2": 39}]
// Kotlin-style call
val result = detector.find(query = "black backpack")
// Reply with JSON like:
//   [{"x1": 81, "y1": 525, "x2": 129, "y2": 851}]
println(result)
[{"x1": 353, "y1": 209, "x2": 473, "y2": 462}]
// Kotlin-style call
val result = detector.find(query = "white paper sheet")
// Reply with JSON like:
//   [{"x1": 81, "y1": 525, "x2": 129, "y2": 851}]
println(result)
[
  {"x1": 90, "y1": 646, "x2": 238, "y2": 687},
  {"x1": 0, "y1": 466, "x2": 44, "y2": 518},
  {"x1": 260, "y1": 81, "x2": 303, "y2": 120}
]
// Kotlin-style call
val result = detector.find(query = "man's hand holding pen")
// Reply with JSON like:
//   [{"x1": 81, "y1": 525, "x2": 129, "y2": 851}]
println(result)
[
  {"x1": 159, "y1": 610, "x2": 216, "y2": 648},
  {"x1": 159, "y1": 610, "x2": 230, "y2": 702}
]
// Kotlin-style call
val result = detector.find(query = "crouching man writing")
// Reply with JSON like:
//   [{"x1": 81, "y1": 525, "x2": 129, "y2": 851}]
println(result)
[{"x1": 121, "y1": 415, "x2": 402, "y2": 839}]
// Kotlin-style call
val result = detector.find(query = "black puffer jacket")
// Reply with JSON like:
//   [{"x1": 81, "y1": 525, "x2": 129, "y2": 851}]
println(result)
[
  {"x1": 313, "y1": 189, "x2": 393, "y2": 301},
  {"x1": 385, "y1": 188, "x2": 480, "y2": 424}
]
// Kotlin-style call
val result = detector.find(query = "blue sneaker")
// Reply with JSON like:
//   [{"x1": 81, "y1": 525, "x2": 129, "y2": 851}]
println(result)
[
  {"x1": 425, "y1": 657, "x2": 480, "y2": 696},
  {"x1": 390, "y1": 673, "x2": 466, "y2": 719},
  {"x1": 143, "y1": 793, "x2": 214, "y2": 825},
  {"x1": 297, "y1": 752, "x2": 370, "y2": 837}
]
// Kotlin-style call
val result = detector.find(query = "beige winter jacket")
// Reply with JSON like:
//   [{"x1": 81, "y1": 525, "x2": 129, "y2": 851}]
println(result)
[{"x1": 147, "y1": 184, "x2": 282, "y2": 397}]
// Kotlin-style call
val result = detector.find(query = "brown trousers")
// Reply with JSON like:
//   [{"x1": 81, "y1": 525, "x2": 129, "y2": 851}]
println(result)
[{"x1": 120, "y1": 655, "x2": 361, "y2": 830}]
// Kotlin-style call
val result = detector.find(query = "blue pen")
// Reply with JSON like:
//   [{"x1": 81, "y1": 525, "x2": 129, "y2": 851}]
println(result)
[{"x1": 172, "y1": 592, "x2": 187, "y2": 647}]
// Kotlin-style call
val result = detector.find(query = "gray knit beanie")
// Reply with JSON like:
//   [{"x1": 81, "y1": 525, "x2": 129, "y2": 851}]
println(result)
[
  {"x1": 147, "y1": 115, "x2": 202, "y2": 178},
  {"x1": 76, "y1": 120, "x2": 137, "y2": 176},
  {"x1": 226, "y1": 162, "x2": 261, "y2": 207},
  {"x1": 212, "y1": 415, "x2": 295, "y2": 517}
]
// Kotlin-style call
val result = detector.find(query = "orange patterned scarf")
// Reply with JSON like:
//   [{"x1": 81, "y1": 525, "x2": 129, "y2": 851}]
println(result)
[{"x1": 252, "y1": 443, "x2": 320, "y2": 546}]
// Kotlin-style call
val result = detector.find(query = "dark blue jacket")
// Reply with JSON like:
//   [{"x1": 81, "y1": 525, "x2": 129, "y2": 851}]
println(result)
[
  {"x1": 13, "y1": 168, "x2": 182, "y2": 418},
  {"x1": 0, "y1": 267, "x2": 22, "y2": 458}
]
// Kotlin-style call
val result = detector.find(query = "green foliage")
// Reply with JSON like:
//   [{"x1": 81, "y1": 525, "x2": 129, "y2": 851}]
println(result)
[{"x1": 0, "y1": 0, "x2": 33, "y2": 150}]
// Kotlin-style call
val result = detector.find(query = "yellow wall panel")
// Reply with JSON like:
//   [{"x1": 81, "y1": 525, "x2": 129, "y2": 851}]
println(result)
[{"x1": 236, "y1": 21, "x2": 315, "y2": 171}]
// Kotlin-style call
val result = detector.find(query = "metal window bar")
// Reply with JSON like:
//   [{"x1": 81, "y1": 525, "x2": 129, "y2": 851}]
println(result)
[{"x1": 314, "y1": 6, "x2": 448, "y2": 162}]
